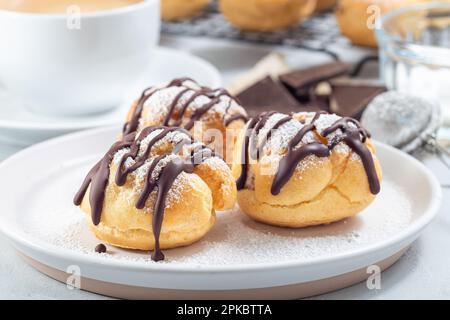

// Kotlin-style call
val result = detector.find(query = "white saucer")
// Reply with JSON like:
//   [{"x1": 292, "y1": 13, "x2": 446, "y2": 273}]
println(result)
[
  {"x1": 0, "y1": 47, "x2": 221, "y2": 147},
  {"x1": 0, "y1": 126, "x2": 441, "y2": 299}
]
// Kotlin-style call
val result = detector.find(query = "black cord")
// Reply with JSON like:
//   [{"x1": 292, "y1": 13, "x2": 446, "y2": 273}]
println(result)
[
  {"x1": 292, "y1": 44, "x2": 340, "y2": 61},
  {"x1": 350, "y1": 55, "x2": 379, "y2": 77}
]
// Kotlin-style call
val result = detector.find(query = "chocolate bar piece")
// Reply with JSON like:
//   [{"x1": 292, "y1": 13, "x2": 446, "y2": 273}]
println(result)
[
  {"x1": 236, "y1": 76, "x2": 314, "y2": 117},
  {"x1": 279, "y1": 62, "x2": 352, "y2": 99},
  {"x1": 330, "y1": 81, "x2": 387, "y2": 120}
]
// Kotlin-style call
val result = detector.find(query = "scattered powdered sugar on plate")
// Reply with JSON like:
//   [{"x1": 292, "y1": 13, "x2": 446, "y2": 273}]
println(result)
[{"x1": 20, "y1": 177, "x2": 413, "y2": 266}]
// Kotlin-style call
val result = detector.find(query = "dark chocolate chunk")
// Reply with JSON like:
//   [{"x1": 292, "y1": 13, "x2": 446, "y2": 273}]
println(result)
[
  {"x1": 309, "y1": 84, "x2": 331, "y2": 112},
  {"x1": 280, "y1": 62, "x2": 351, "y2": 93},
  {"x1": 330, "y1": 81, "x2": 387, "y2": 120},
  {"x1": 309, "y1": 96, "x2": 330, "y2": 112},
  {"x1": 236, "y1": 76, "x2": 307, "y2": 117}
]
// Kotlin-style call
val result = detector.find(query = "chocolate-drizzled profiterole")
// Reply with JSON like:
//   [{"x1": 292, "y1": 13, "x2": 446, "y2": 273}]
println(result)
[
  {"x1": 74, "y1": 125, "x2": 237, "y2": 261},
  {"x1": 232, "y1": 111, "x2": 382, "y2": 228},
  {"x1": 123, "y1": 78, "x2": 248, "y2": 164}
]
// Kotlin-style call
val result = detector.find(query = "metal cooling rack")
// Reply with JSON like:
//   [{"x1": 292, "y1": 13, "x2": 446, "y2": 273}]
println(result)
[{"x1": 161, "y1": 2, "x2": 352, "y2": 61}]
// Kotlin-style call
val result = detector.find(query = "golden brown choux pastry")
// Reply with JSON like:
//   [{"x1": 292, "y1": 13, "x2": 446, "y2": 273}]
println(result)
[
  {"x1": 161, "y1": 0, "x2": 211, "y2": 21},
  {"x1": 219, "y1": 0, "x2": 317, "y2": 32},
  {"x1": 123, "y1": 78, "x2": 248, "y2": 165},
  {"x1": 232, "y1": 111, "x2": 382, "y2": 228},
  {"x1": 315, "y1": 0, "x2": 336, "y2": 11},
  {"x1": 74, "y1": 126, "x2": 237, "y2": 261},
  {"x1": 336, "y1": 0, "x2": 430, "y2": 47}
]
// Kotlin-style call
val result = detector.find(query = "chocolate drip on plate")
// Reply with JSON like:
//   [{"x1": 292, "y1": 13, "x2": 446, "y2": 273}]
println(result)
[{"x1": 95, "y1": 243, "x2": 107, "y2": 253}]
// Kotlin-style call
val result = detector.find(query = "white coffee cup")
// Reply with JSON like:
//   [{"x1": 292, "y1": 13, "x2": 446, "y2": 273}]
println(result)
[{"x1": 0, "y1": 0, "x2": 160, "y2": 116}]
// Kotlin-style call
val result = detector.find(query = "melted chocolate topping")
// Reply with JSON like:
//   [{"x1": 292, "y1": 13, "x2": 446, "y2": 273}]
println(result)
[
  {"x1": 271, "y1": 123, "x2": 329, "y2": 195},
  {"x1": 224, "y1": 113, "x2": 249, "y2": 126},
  {"x1": 249, "y1": 111, "x2": 277, "y2": 160},
  {"x1": 123, "y1": 78, "x2": 189, "y2": 135},
  {"x1": 136, "y1": 156, "x2": 194, "y2": 261},
  {"x1": 74, "y1": 133, "x2": 136, "y2": 225},
  {"x1": 236, "y1": 112, "x2": 380, "y2": 196},
  {"x1": 322, "y1": 117, "x2": 380, "y2": 194},
  {"x1": 74, "y1": 126, "x2": 215, "y2": 261},
  {"x1": 236, "y1": 117, "x2": 259, "y2": 190},
  {"x1": 123, "y1": 78, "x2": 247, "y2": 135}
]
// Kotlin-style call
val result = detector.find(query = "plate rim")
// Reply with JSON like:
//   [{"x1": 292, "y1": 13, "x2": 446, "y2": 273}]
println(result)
[
  {"x1": 0, "y1": 125, "x2": 442, "y2": 274},
  {"x1": 0, "y1": 47, "x2": 222, "y2": 131}
]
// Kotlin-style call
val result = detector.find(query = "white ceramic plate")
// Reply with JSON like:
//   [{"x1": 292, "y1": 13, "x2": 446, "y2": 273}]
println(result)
[
  {"x1": 0, "y1": 127, "x2": 441, "y2": 299},
  {"x1": 0, "y1": 47, "x2": 221, "y2": 147}
]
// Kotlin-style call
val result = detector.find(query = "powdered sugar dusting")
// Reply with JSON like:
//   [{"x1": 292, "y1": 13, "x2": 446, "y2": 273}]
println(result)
[
  {"x1": 22, "y1": 178, "x2": 413, "y2": 266},
  {"x1": 201, "y1": 156, "x2": 229, "y2": 174},
  {"x1": 113, "y1": 148, "x2": 131, "y2": 166},
  {"x1": 138, "y1": 129, "x2": 190, "y2": 157},
  {"x1": 248, "y1": 113, "x2": 334, "y2": 177},
  {"x1": 258, "y1": 113, "x2": 316, "y2": 156},
  {"x1": 312, "y1": 113, "x2": 353, "y2": 154},
  {"x1": 138, "y1": 79, "x2": 246, "y2": 131},
  {"x1": 106, "y1": 125, "x2": 227, "y2": 211}
]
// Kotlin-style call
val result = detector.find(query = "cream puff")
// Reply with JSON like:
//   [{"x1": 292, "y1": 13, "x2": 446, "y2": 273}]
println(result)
[
  {"x1": 336, "y1": 0, "x2": 430, "y2": 47},
  {"x1": 123, "y1": 78, "x2": 248, "y2": 164},
  {"x1": 219, "y1": 0, "x2": 317, "y2": 32},
  {"x1": 315, "y1": 0, "x2": 336, "y2": 11},
  {"x1": 74, "y1": 125, "x2": 237, "y2": 261},
  {"x1": 161, "y1": 0, "x2": 211, "y2": 21},
  {"x1": 232, "y1": 111, "x2": 382, "y2": 228}
]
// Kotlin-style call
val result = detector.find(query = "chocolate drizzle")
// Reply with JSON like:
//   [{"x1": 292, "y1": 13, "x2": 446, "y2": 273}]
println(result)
[
  {"x1": 322, "y1": 117, "x2": 380, "y2": 194},
  {"x1": 236, "y1": 112, "x2": 380, "y2": 196},
  {"x1": 123, "y1": 78, "x2": 247, "y2": 135},
  {"x1": 224, "y1": 113, "x2": 249, "y2": 126},
  {"x1": 115, "y1": 126, "x2": 192, "y2": 187},
  {"x1": 74, "y1": 126, "x2": 215, "y2": 261},
  {"x1": 123, "y1": 78, "x2": 189, "y2": 135},
  {"x1": 236, "y1": 116, "x2": 259, "y2": 190},
  {"x1": 74, "y1": 134, "x2": 136, "y2": 225},
  {"x1": 136, "y1": 156, "x2": 194, "y2": 261},
  {"x1": 271, "y1": 123, "x2": 330, "y2": 195},
  {"x1": 249, "y1": 111, "x2": 277, "y2": 160}
]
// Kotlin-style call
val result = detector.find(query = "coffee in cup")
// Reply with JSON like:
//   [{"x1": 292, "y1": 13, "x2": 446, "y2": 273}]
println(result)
[{"x1": 0, "y1": 0, "x2": 144, "y2": 14}]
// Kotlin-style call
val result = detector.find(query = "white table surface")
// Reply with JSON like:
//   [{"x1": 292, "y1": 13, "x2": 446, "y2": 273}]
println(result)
[{"x1": 0, "y1": 36, "x2": 449, "y2": 300}]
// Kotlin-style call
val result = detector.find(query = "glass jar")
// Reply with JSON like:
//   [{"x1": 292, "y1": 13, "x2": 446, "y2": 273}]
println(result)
[{"x1": 377, "y1": 2, "x2": 450, "y2": 132}]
